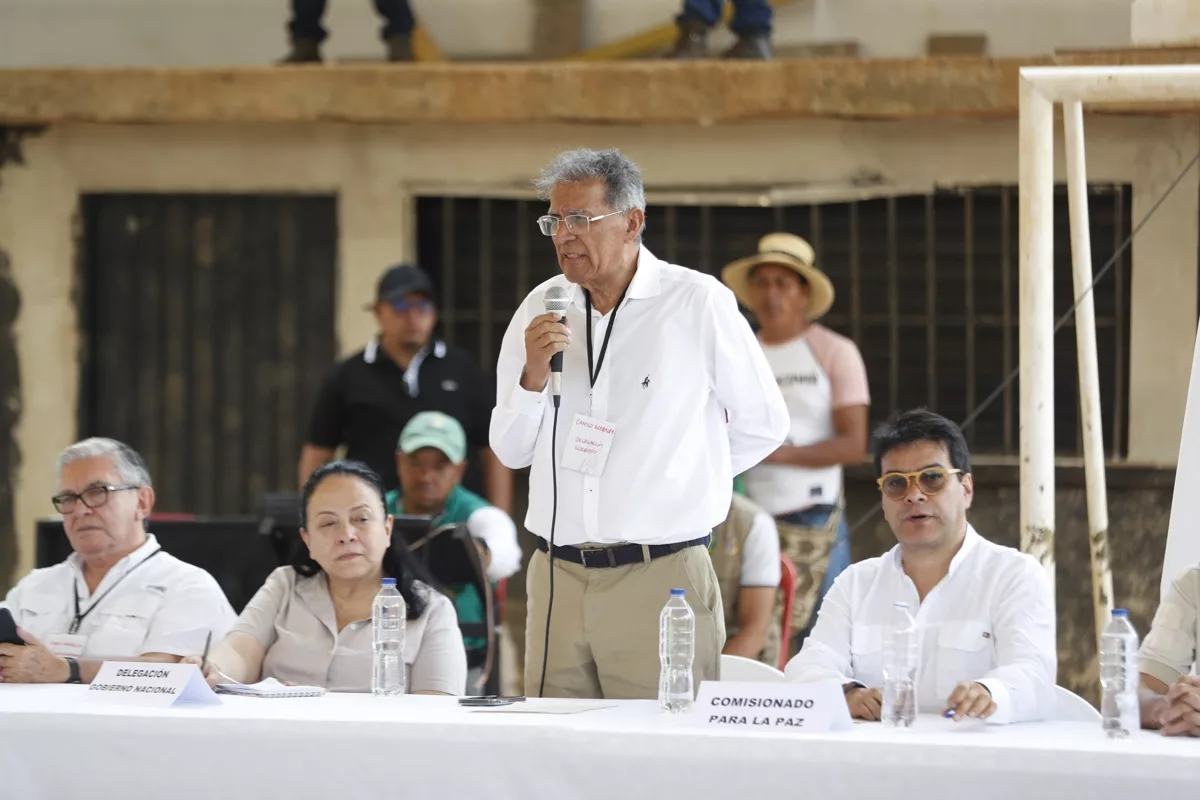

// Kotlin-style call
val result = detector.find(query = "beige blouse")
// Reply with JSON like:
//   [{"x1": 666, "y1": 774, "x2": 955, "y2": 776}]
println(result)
[{"x1": 232, "y1": 567, "x2": 466, "y2": 694}]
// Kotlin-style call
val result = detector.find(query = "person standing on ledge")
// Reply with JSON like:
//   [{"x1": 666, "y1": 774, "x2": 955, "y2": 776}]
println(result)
[
  {"x1": 300, "y1": 263, "x2": 512, "y2": 514},
  {"x1": 490, "y1": 148, "x2": 788, "y2": 699},
  {"x1": 668, "y1": 0, "x2": 774, "y2": 59},
  {"x1": 283, "y1": 0, "x2": 417, "y2": 63}
]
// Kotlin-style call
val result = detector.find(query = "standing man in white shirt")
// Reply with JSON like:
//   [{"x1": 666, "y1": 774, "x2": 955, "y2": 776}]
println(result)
[
  {"x1": 0, "y1": 438, "x2": 235, "y2": 685},
  {"x1": 785, "y1": 410, "x2": 1056, "y2": 724},
  {"x1": 721, "y1": 233, "x2": 869, "y2": 652},
  {"x1": 490, "y1": 148, "x2": 788, "y2": 699}
]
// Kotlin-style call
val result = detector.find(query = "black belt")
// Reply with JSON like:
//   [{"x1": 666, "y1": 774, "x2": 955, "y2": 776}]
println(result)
[{"x1": 535, "y1": 535, "x2": 711, "y2": 569}]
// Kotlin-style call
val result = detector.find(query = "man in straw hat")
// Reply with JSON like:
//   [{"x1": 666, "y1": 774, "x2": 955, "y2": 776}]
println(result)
[{"x1": 722, "y1": 233, "x2": 870, "y2": 653}]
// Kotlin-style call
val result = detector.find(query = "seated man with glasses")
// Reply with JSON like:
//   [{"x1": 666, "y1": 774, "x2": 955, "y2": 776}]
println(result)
[
  {"x1": 0, "y1": 438, "x2": 235, "y2": 685},
  {"x1": 785, "y1": 409, "x2": 1056, "y2": 724}
]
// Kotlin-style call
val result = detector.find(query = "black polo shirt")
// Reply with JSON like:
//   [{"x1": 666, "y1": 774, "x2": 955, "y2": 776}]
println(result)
[{"x1": 305, "y1": 339, "x2": 494, "y2": 495}]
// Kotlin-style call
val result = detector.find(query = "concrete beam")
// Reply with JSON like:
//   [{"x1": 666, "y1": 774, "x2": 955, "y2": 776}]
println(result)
[
  {"x1": 7, "y1": 48, "x2": 1200, "y2": 127},
  {"x1": 0, "y1": 60, "x2": 1031, "y2": 125}
]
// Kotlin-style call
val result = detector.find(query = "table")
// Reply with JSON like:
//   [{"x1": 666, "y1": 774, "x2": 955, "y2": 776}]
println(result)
[{"x1": 2, "y1": 685, "x2": 1198, "y2": 799}]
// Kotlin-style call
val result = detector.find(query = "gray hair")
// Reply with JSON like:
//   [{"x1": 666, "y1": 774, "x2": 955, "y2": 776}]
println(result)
[
  {"x1": 534, "y1": 148, "x2": 647, "y2": 237},
  {"x1": 57, "y1": 437, "x2": 153, "y2": 488}
]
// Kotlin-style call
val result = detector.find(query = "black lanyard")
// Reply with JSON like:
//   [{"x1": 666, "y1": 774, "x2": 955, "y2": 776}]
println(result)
[
  {"x1": 70, "y1": 548, "x2": 162, "y2": 635},
  {"x1": 583, "y1": 286, "x2": 630, "y2": 388}
]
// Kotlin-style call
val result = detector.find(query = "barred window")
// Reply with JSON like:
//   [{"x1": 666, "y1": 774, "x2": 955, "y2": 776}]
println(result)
[{"x1": 417, "y1": 185, "x2": 1131, "y2": 459}]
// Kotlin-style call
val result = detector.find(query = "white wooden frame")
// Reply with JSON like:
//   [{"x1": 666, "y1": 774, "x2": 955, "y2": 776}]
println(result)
[{"x1": 1018, "y1": 65, "x2": 1200, "y2": 645}]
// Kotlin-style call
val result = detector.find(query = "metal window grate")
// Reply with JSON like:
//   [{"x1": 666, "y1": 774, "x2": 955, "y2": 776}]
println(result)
[
  {"x1": 417, "y1": 186, "x2": 1131, "y2": 459},
  {"x1": 79, "y1": 193, "x2": 339, "y2": 513}
]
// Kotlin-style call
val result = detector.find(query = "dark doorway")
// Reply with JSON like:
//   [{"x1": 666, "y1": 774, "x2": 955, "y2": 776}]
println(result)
[{"x1": 79, "y1": 193, "x2": 338, "y2": 514}]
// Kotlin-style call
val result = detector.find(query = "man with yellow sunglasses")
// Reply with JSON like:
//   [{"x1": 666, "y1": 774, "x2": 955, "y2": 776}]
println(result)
[{"x1": 784, "y1": 409, "x2": 1056, "y2": 725}]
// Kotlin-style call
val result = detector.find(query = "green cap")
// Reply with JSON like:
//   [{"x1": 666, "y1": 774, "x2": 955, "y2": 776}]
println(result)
[{"x1": 398, "y1": 411, "x2": 467, "y2": 464}]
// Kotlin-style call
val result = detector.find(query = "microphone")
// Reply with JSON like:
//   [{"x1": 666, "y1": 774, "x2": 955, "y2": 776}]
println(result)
[{"x1": 543, "y1": 286, "x2": 570, "y2": 406}]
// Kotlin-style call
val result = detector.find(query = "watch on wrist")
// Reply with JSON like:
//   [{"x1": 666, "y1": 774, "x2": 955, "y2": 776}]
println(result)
[{"x1": 63, "y1": 656, "x2": 82, "y2": 684}]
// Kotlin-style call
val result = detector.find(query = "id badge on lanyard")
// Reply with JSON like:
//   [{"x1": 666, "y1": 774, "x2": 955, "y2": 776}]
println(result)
[{"x1": 565, "y1": 287, "x2": 628, "y2": 477}]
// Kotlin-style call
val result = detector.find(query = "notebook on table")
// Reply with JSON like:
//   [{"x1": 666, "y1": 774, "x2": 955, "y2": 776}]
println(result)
[{"x1": 214, "y1": 677, "x2": 326, "y2": 698}]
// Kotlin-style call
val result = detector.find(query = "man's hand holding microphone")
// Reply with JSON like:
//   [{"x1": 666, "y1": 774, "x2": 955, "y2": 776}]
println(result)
[{"x1": 521, "y1": 287, "x2": 572, "y2": 403}]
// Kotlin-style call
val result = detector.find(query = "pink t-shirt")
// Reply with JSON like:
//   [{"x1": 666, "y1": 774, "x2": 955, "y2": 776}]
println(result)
[
  {"x1": 807, "y1": 324, "x2": 870, "y2": 410},
  {"x1": 744, "y1": 324, "x2": 870, "y2": 515}
]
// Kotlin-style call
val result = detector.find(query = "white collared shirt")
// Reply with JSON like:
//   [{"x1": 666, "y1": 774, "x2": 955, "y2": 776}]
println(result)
[
  {"x1": 489, "y1": 246, "x2": 788, "y2": 546},
  {"x1": 1, "y1": 534, "x2": 236, "y2": 659},
  {"x1": 785, "y1": 525, "x2": 1056, "y2": 724}
]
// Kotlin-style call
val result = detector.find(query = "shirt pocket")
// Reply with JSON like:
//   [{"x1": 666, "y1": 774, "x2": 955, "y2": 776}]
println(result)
[
  {"x1": 849, "y1": 623, "x2": 885, "y2": 687},
  {"x1": 13, "y1": 591, "x2": 69, "y2": 638},
  {"x1": 935, "y1": 620, "x2": 995, "y2": 699},
  {"x1": 86, "y1": 594, "x2": 161, "y2": 658}
]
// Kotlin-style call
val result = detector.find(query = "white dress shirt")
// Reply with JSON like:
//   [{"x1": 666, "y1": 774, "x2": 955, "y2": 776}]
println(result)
[
  {"x1": 1, "y1": 534, "x2": 236, "y2": 659},
  {"x1": 490, "y1": 246, "x2": 788, "y2": 546},
  {"x1": 785, "y1": 525, "x2": 1056, "y2": 724}
]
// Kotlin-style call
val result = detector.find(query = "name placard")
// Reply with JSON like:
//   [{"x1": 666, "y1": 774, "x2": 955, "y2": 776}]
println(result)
[
  {"x1": 690, "y1": 680, "x2": 851, "y2": 733},
  {"x1": 86, "y1": 662, "x2": 221, "y2": 708}
]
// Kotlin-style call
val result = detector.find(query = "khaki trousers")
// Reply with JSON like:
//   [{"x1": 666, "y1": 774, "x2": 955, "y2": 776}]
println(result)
[{"x1": 524, "y1": 543, "x2": 725, "y2": 699}]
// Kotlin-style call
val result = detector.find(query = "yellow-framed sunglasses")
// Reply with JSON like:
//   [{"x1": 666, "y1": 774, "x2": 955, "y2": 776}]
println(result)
[{"x1": 876, "y1": 467, "x2": 963, "y2": 500}]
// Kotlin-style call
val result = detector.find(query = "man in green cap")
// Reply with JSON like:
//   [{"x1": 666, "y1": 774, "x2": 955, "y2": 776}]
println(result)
[{"x1": 386, "y1": 411, "x2": 522, "y2": 691}]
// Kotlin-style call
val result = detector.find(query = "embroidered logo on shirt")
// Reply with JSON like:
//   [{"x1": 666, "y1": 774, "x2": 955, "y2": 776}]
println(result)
[
  {"x1": 642, "y1": 375, "x2": 650, "y2": 389},
  {"x1": 809, "y1": 486, "x2": 823, "y2": 498},
  {"x1": 441, "y1": 379, "x2": 459, "y2": 392},
  {"x1": 777, "y1": 373, "x2": 819, "y2": 387}
]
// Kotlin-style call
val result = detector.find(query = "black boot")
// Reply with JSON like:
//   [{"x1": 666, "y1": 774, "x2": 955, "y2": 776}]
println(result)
[
  {"x1": 724, "y1": 34, "x2": 772, "y2": 60},
  {"x1": 667, "y1": 18, "x2": 711, "y2": 59},
  {"x1": 281, "y1": 37, "x2": 322, "y2": 64}
]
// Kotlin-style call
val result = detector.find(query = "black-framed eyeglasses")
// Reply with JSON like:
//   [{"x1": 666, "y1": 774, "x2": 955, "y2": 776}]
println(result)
[
  {"x1": 52, "y1": 484, "x2": 140, "y2": 514},
  {"x1": 536, "y1": 210, "x2": 624, "y2": 237},
  {"x1": 876, "y1": 467, "x2": 963, "y2": 500}
]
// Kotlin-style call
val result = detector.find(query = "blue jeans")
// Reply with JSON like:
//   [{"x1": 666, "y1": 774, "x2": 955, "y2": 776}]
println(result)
[
  {"x1": 290, "y1": 0, "x2": 414, "y2": 42},
  {"x1": 778, "y1": 505, "x2": 850, "y2": 648},
  {"x1": 680, "y1": 0, "x2": 773, "y2": 36}
]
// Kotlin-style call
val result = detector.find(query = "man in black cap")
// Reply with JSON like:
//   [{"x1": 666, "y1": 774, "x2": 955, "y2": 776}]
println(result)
[{"x1": 299, "y1": 264, "x2": 512, "y2": 512}]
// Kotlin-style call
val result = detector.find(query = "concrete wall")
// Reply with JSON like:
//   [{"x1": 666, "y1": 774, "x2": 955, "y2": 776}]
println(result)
[
  {"x1": 0, "y1": 0, "x2": 1132, "y2": 66},
  {"x1": 0, "y1": 114, "x2": 1195, "y2": 592}
]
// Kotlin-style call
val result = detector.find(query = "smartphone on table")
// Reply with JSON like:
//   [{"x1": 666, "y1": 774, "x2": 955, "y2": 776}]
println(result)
[{"x1": 458, "y1": 695, "x2": 526, "y2": 707}]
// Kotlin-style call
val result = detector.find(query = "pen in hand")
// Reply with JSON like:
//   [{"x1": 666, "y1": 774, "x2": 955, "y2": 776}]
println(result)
[{"x1": 200, "y1": 631, "x2": 212, "y2": 673}]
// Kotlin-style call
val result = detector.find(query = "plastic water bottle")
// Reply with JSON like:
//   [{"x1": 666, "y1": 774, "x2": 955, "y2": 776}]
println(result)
[
  {"x1": 371, "y1": 577, "x2": 406, "y2": 696},
  {"x1": 1100, "y1": 608, "x2": 1140, "y2": 738},
  {"x1": 882, "y1": 601, "x2": 919, "y2": 728},
  {"x1": 659, "y1": 588, "x2": 695, "y2": 713}
]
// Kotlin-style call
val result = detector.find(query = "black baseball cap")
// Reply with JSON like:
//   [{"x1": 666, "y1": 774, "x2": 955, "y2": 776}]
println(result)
[{"x1": 372, "y1": 264, "x2": 436, "y2": 306}]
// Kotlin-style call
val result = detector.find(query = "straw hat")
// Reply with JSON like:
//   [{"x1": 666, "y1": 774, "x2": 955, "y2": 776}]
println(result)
[{"x1": 721, "y1": 233, "x2": 834, "y2": 321}]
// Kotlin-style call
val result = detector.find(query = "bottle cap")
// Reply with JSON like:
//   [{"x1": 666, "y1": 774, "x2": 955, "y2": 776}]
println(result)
[
  {"x1": 381, "y1": 578, "x2": 397, "y2": 586},
  {"x1": 1112, "y1": 608, "x2": 1128, "y2": 618},
  {"x1": 670, "y1": 588, "x2": 685, "y2": 597}
]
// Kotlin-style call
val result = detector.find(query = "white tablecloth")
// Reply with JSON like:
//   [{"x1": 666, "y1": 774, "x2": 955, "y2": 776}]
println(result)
[{"x1": 2, "y1": 685, "x2": 1198, "y2": 799}]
